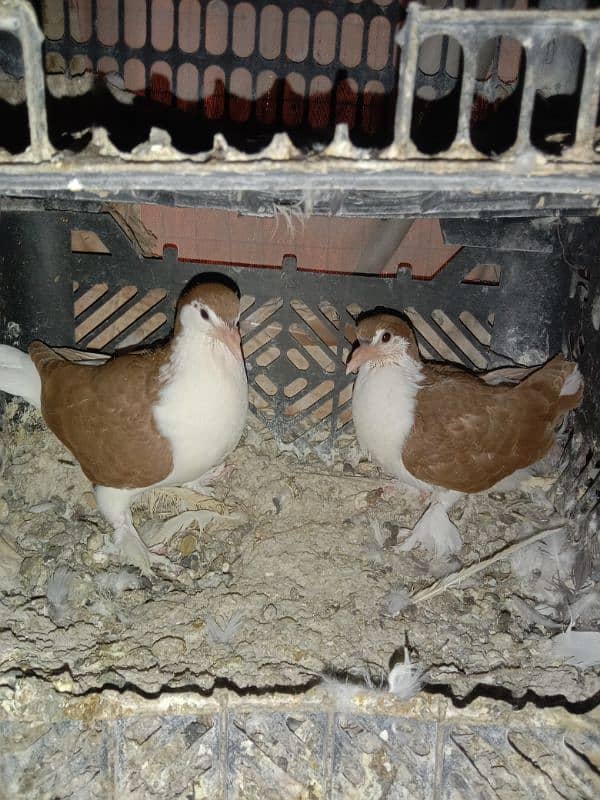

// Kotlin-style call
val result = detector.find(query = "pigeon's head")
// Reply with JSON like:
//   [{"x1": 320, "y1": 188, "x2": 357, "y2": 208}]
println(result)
[
  {"x1": 346, "y1": 311, "x2": 420, "y2": 374},
  {"x1": 175, "y1": 280, "x2": 243, "y2": 361}
]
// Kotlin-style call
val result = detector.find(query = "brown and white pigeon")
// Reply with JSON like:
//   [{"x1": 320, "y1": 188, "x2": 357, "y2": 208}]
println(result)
[
  {"x1": 0, "y1": 278, "x2": 248, "y2": 575},
  {"x1": 347, "y1": 310, "x2": 583, "y2": 557}
]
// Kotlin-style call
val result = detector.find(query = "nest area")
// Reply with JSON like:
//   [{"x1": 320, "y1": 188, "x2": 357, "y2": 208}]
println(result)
[{"x1": 0, "y1": 399, "x2": 598, "y2": 705}]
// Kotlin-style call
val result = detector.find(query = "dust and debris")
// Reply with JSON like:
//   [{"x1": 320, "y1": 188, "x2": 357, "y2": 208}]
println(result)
[{"x1": 0, "y1": 401, "x2": 598, "y2": 702}]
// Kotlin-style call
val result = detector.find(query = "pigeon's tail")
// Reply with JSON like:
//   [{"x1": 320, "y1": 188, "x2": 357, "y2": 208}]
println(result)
[
  {"x1": 522, "y1": 354, "x2": 583, "y2": 419},
  {"x1": 0, "y1": 344, "x2": 41, "y2": 408}
]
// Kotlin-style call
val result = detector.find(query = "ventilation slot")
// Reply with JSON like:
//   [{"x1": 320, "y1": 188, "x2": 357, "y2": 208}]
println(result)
[
  {"x1": 41, "y1": 0, "x2": 401, "y2": 154},
  {"x1": 405, "y1": 307, "x2": 489, "y2": 370},
  {"x1": 0, "y1": 32, "x2": 29, "y2": 155},
  {"x1": 241, "y1": 297, "x2": 283, "y2": 359},
  {"x1": 71, "y1": 230, "x2": 111, "y2": 254},
  {"x1": 470, "y1": 36, "x2": 525, "y2": 156},
  {"x1": 412, "y1": 35, "x2": 463, "y2": 155},
  {"x1": 462, "y1": 264, "x2": 501, "y2": 286},
  {"x1": 531, "y1": 35, "x2": 586, "y2": 156},
  {"x1": 74, "y1": 284, "x2": 167, "y2": 349}
]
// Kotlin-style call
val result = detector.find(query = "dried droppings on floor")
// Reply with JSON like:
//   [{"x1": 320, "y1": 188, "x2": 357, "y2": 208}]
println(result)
[{"x1": 0, "y1": 402, "x2": 598, "y2": 702}]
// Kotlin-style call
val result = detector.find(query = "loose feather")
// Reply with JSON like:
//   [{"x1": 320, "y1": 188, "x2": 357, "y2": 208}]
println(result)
[
  {"x1": 510, "y1": 596, "x2": 563, "y2": 630},
  {"x1": 369, "y1": 516, "x2": 387, "y2": 547},
  {"x1": 412, "y1": 524, "x2": 566, "y2": 605},
  {"x1": 569, "y1": 590, "x2": 600, "y2": 625},
  {"x1": 46, "y1": 565, "x2": 77, "y2": 624},
  {"x1": 321, "y1": 649, "x2": 423, "y2": 708},
  {"x1": 388, "y1": 650, "x2": 424, "y2": 700},
  {"x1": 385, "y1": 586, "x2": 412, "y2": 616},
  {"x1": 320, "y1": 673, "x2": 368, "y2": 711},
  {"x1": 94, "y1": 569, "x2": 141, "y2": 596},
  {"x1": 205, "y1": 610, "x2": 245, "y2": 645},
  {"x1": 550, "y1": 630, "x2": 600, "y2": 668},
  {"x1": 510, "y1": 528, "x2": 572, "y2": 581}
]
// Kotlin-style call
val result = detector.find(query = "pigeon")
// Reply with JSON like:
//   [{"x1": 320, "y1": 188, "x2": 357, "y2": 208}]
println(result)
[
  {"x1": 347, "y1": 310, "x2": 583, "y2": 557},
  {"x1": 0, "y1": 277, "x2": 248, "y2": 575}
]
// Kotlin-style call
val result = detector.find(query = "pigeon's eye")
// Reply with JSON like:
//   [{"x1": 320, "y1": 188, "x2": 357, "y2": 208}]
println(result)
[
  {"x1": 200, "y1": 308, "x2": 209, "y2": 321},
  {"x1": 381, "y1": 332, "x2": 391, "y2": 343}
]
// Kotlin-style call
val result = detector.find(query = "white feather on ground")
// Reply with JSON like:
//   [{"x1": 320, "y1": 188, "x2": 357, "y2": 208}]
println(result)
[
  {"x1": 510, "y1": 528, "x2": 572, "y2": 581},
  {"x1": 322, "y1": 650, "x2": 423, "y2": 708},
  {"x1": 46, "y1": 565, "x2": 77, "y2": 623},
  {"x1": 509, "y1": 596, "x2": 564, "y2": 630},
  {"x1": 388, "y1": 651, "x2": 424, "y2": 700},
  {"x1": 320, "y1": 675, "x2": 368, "y2": 712},
  {"x1": 550, "y1": 630, "x2": 600, "y2": 668},
  {"x1": 569, "y1": 590, "x2": 600, "y2": 624},
  {"x1": 94, "y1": 570, "x2": 141, "y2": 596},
  {"x1": 369, "y1": 517, "x2": 387, "y2": 548},
  {"x1": 205, "y1": 610, "x2": 245, "y2": 645},
  {"x1": 539, "y1": 532, "x2": 576, "y2": 581},
  {"x1": 385, "y1": 587, "x2": 412, "y2": 616}
]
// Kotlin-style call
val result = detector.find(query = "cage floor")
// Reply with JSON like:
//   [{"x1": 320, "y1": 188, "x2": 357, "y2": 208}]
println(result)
[
  {"x1": 1, "y1": 682, "x2": 598, "y2": 800},
  {"x1": 0, "y1": 402, "x2": 598, "y2": 708}
]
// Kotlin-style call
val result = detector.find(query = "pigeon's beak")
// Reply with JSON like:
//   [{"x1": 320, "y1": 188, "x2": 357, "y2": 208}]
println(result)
[
  {"x1": 217, "y1": 324, "x2": 243, "y2": 362},
  {"x1": 346, "y1": 343, "x2": 378, "y2": 375}
]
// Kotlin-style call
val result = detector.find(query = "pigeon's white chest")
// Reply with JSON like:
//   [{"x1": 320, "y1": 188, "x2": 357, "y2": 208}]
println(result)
[
  {"x1": 352, "y1": 362, "x2": 424, "y2": 486},
  {"x1": 153, "y1": 338, "x2": 248, "y2": 485}
]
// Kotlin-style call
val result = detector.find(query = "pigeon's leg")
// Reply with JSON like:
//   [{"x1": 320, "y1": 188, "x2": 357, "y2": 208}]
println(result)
[
  {"x1": 380, "y1": 480, "x2": 430, "y2": 504},
  {"x1": 396, "y1": 490, "x2": 464, "y2": 557},
  {"x1": 95, "y1": 485, "x2": 176, "y2": 576},
  {"x1": 183, "y1": 463, "x2": 235, "y2": 496}
]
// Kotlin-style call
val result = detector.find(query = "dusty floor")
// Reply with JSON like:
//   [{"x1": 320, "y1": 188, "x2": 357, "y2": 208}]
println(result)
[{"x1": 0, "y1": 401, "x2": 598, "y2": 704}]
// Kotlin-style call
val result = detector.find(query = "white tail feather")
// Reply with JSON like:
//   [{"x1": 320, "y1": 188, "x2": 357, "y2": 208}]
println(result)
[
  {"x1": 560, "y1": 365, "x2": 583, "y2": 397},
  {"x1": 0, "y1": 345, "x2": 41, "y2": 408}
]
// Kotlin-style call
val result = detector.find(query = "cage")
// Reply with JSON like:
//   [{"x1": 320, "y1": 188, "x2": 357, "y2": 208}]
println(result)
[{"x1": 0, "y1": 1, "x2": 599, "y2": 798}]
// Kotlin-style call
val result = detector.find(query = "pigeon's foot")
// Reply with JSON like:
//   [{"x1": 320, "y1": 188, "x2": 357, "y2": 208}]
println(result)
[
  {"x1": 95, "y1": 484, "x2": 181, "y2": 577},
  {"x1": 183, "y1": 463, "x2": 235, "y2": 496},
  {"x1": 109, "y1": 522, "x2": 180, "y2": 577},
  {"x1": 379, "y1": 481, "x2": 430, "y2": 504},
  {"x1": 395, "y1": 490, "x2": 464, "y2": 558}
]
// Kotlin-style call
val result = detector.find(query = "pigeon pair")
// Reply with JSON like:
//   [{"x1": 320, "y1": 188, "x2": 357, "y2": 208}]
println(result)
[{"x1": 0, "y1": 278, "x2": 582, "y2": 572}]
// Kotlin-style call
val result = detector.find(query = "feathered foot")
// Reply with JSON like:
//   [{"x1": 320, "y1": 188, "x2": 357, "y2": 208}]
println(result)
[
  {"x1": 379, "y1": 480, "x2": 431, "y2": 504},
  {"x1": 183, "y1": 463, "x2": 235, "y2": 496},
  {"x1": 110, "y1": 521, "x2": 177, "y2": 577},
  {"x1": 396, "y1": 490, "x2": 463, "y2": 558},
  {"x1": 95, "y1": 485, "x2": 180, "y2": 577}
]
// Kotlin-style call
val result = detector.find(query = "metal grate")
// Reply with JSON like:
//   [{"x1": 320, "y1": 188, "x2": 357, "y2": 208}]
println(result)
[
  {"x1": 0, "y1": 3, "x2": 597, "y2": 215},
  {"x1": 39, "y1": 0, "x2": 402, "y2": 151},
  {"x1": 393, "y1": 5, "x2": 600, "y2": 163}
]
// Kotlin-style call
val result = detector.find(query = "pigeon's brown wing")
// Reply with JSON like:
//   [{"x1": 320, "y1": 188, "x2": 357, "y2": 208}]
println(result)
[
  {"x1": 29, "y1": 341, "x2": 173, "y2": 488},
  {"x1": 402, "y1": 363, "x2": 560, "y2": 493}
]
